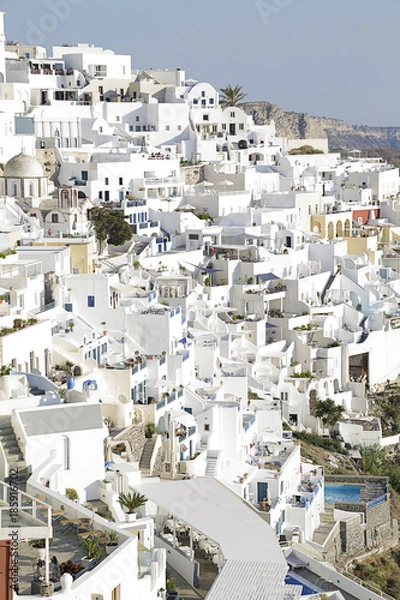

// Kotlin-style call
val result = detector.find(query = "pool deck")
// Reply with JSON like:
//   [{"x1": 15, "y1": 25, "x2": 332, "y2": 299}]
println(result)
[{"x1": 291, "y1": 567, "x2": 361, "y2": 600}]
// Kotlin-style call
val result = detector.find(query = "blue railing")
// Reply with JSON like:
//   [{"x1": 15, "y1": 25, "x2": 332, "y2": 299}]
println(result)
[
  {"x1": 188, "y1": 426, "x2": 196, "y2": 437},
  {"x1": 167, "y1": 393, "x2": 176, "y2": 404},
  {"x1": 243, "y1": 415, "x2": 256, "y2": 432},
  {"x1": 156, "y1": 398, "x2": 166, "y2": 410},
  {"x1": 159, "y1": 355, "x2": 166, "y2": 365},
  {"x1": 178, "y1": 388, "x2": 183, "y2": 397},
  {"x1": 182, "y1": 351, "x2": 190, "y2": 362},
  {"x1": 367, "y1": 494, "x2": 387, "y2": 509}
]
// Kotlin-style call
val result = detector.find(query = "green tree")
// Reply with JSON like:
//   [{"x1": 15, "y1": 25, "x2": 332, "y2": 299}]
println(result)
[
  {"x1": 289, "y1": 145, "x2": 324, "y2": 155},
  {"x1": 220, "y1": 84, "x2": 247, "y2": 108},
  {"x1": 313, "y1": 398, "x2": 345, "y2": 432},
  {"x1": 359, "y1": 444, "x2": 387, "y2": 476},
  {"x1": 90, "y1": 207, "x2": 132, "y2": 254}
]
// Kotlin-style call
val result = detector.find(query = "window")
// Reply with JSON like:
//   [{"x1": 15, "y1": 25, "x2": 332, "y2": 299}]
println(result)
[
  {"x1": 136, "y1": 126, "x2": 141, "y2": 132},
  {"x1": 239, "y1": 123, "x2": 244, "y2": 130},
  {"x1": 204, "y1": 423, "x2": 210, "y2": 432},
  {"x1": 177, "y1": 125, "x2": 182, "y2": 131},
  {"x1": 98, "y1": 86, "x2": 103, "y2": 94},
  {"x1": 209, "y1": 98, "x2": 214, "y2": 105},
  {"x1": 99, "y1": 191, "x2": 103, "y2": 200},
  {"x1": 201, "y1": 91, "x2": 206, "y2": 97},
  {"x1": 87, "y1": 295, "x2": 95, "y2": 307},
  {"x1": 119, "y1": 177, "x2": 123, "y2": 185},
  {"x1": 136, "y1": 116, "x2": 140, "y2": 121},
  {"x1": 165, "y1": 125, "x2": 170, "y2": 131},
  {"x1": 81, "y1": 170, "x2": 88, "y2": 181},
  {"x1": 129, "y1": 125, "x2": 134, "y2": 131},
  {"x1": 222, "y1": 124, "x2": 226, "y2": 130},
  {"x1": 51, "y1": 213, "x2": 59, "y2": 223},
  {"x1": 230, "y1": 111, "x2": 235, "y2": 118},
  {"x1": 203, "y1": 115, "x2": 209, "y2": 121},
  {"x1": 99, "y1": 126, "x2": 103, "y2": 133},
  {"x1": 193, "y1": 98, "x2": 198, "y2": 105},
  {"x1": 105, "y1": 177, "x2": 109, "y2": 185},
  {"x1": 105, "y1": 191, "x2": 110, "y2": 201}
]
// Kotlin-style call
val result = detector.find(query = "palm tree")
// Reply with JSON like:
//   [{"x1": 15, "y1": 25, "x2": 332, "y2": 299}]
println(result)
[
  {"x1": 118, "y1": 492, "x2": 147, "y2": 516},
  {"x1": 313, "y1": 398, "x2": 345, "y2": 433},
  {"x1": 220, "y1": 84, "x2": 247, "y2": 108}
]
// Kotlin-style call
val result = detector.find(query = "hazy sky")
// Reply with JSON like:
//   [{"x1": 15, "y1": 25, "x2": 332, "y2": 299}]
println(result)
[{"x1": 3, "y1": 0, "x2": 400, "y2": 126}]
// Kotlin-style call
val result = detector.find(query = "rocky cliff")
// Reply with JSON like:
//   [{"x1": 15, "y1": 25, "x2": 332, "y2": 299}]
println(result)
[{"x1": 241, "y1": 101, "x2": 400, "y2": 151}]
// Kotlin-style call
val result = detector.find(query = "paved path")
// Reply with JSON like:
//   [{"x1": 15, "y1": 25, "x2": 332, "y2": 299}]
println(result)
[{"x1": 167, "y1": 565, "x2": 205, "y2": 600}]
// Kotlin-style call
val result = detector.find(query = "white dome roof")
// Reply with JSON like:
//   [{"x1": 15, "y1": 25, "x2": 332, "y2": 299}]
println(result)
[{"x1": 4, "y1": 152, "x2": 44, "y2": 178}]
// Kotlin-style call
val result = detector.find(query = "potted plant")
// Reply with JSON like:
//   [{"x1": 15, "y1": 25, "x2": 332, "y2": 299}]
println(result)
[
  {"x1": 29, "y1": 539, "x2": 47, "y2": 560},
  {"x1": 65, "y1": 488, "x2": 79, "y2": 502},
  {"x1": 118, "y1": 492, "x2": 147, "y2": 522},
  {"x1": 60, "y1": 560, "x2": 84, "y2": 578},
  {"x1": 104, "y1": 531, "x2": 119, "y2": 555},
  {"x1": 81, "y1": 536, "x2": 102, "y2": 565}
]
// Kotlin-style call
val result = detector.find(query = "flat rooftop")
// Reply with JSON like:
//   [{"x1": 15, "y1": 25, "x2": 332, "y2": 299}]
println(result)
[{"x1": 135, "y1": 478, "x2": 286, "y2": 565}]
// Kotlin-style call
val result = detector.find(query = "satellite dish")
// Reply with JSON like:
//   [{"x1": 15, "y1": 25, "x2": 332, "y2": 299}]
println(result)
[{"x1": 118, "y1": 394, "x2": 129, "y2": 404}]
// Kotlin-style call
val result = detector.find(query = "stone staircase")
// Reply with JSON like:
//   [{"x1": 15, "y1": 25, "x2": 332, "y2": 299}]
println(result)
[
  {"x1": 205, "y1": 450, "x2": 220, "y2": 477},
  {"x1": 139, "y1": 437, "x2": 157, "y2": 474},
  {"x1": 0, "y1": 415, "x2": 29, "y2": 489},
  {"x1": 312, "y1": 507, "x2": 336, "y2": 546}
]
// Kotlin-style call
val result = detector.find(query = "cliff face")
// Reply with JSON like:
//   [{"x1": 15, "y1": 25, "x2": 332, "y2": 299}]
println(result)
[{"x1": 242, "y1": 101, "x2": 400, "y2": 151}]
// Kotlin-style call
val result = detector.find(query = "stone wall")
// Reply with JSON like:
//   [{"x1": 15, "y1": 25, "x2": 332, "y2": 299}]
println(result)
[
  {"x1": 365, "y1": 500, "x2": 392, "y2": 548},
  {"x1": 152, "y1": 448, "x2": 163, "y2": 477},
  {"x1": 114, "y1": 422, "x2": 145, "y2": 463},
  {"x1": 340, "y1": 515, "x2": 365, "y2": 555}
]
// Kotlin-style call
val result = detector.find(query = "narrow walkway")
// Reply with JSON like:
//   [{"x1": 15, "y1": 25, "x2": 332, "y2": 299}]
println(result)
[{"x1": 167, "y1": 565, "x2": 204, "y2": 600}]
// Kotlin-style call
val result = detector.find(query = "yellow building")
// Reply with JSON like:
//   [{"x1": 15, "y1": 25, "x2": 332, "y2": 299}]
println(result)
[
  {"x1": 33, "y1": 235, "x2": 96, "y2": 274},
  {"x1": 311, "y1": 213, "x2": 352, "y2": 240}
]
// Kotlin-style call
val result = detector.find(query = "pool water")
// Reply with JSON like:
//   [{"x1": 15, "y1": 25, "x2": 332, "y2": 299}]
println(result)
[
  {"x1": 325, "y1": 484, "x2": 361, "y2": 504},
  {"x1": 285, "y1": 574, "x2": 317, "y2": 595}
]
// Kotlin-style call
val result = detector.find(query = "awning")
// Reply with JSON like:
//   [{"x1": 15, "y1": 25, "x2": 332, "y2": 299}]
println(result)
[
  {"x1": 185, "y1": 261, "x2": 223, "y2": 274},
  {"x1": 258, "y1": 273, "x2": 280, "y2": 282},
  {"x1": 170, "y1": 409, "x2": 196, "y2": 428}
]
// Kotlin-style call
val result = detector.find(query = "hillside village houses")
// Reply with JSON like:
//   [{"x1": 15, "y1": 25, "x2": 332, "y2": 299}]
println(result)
[{"x1": 0, "y1": 10, "x2": 400, "y2": 600}]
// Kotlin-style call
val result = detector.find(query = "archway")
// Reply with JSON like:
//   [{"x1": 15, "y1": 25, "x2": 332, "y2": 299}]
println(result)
[{"x1": 327, "y1": 222, "x2": 334, "y2": 240}]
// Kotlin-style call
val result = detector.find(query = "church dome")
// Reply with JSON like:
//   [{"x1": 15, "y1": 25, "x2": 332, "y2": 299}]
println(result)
[{"x1": 4, "y1": 152, "x2": 44, "y2": 178}]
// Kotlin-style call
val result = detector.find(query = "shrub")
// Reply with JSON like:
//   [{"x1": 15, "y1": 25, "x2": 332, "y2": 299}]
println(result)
[
  {"x1": 294, "y1": 430, "x2": 347, "y2": 454},
  {"x1": 65, "y1": 488, "x2": 79, "y2": 501}
]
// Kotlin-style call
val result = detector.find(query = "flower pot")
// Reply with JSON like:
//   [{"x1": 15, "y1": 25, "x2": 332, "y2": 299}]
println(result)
[
  {"x1": 81, "y1": 556, "x2": 96, "y2": 568},
  {"x1": 40, "y1": 581, "x2": 54, "y2": 597},
  {"x1": 105, "y1": 544, "x2": 117, "y2": 555},
  {"x1": 35, "y1": 547, "x2": 46, "y2": 561},
  {"x1": 60, "y1": 573, "x2": 73, "y2": 591},
  {"x1": 126, "y1": 512, "x2": 136, "y2": 522}
]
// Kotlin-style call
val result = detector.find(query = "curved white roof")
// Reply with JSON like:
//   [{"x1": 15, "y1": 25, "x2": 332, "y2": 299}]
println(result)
[{"x1": 5, "y1": 152, "x2": 44, "y2": 178}]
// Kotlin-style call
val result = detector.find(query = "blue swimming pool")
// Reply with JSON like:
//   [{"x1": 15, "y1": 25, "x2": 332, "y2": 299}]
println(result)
[
  {"x1": 325, "y1": 484, "x2": 361, "y2": 504},
  {"x1": 285, "y1": 574, "x2": 317, "y2": 595}
]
